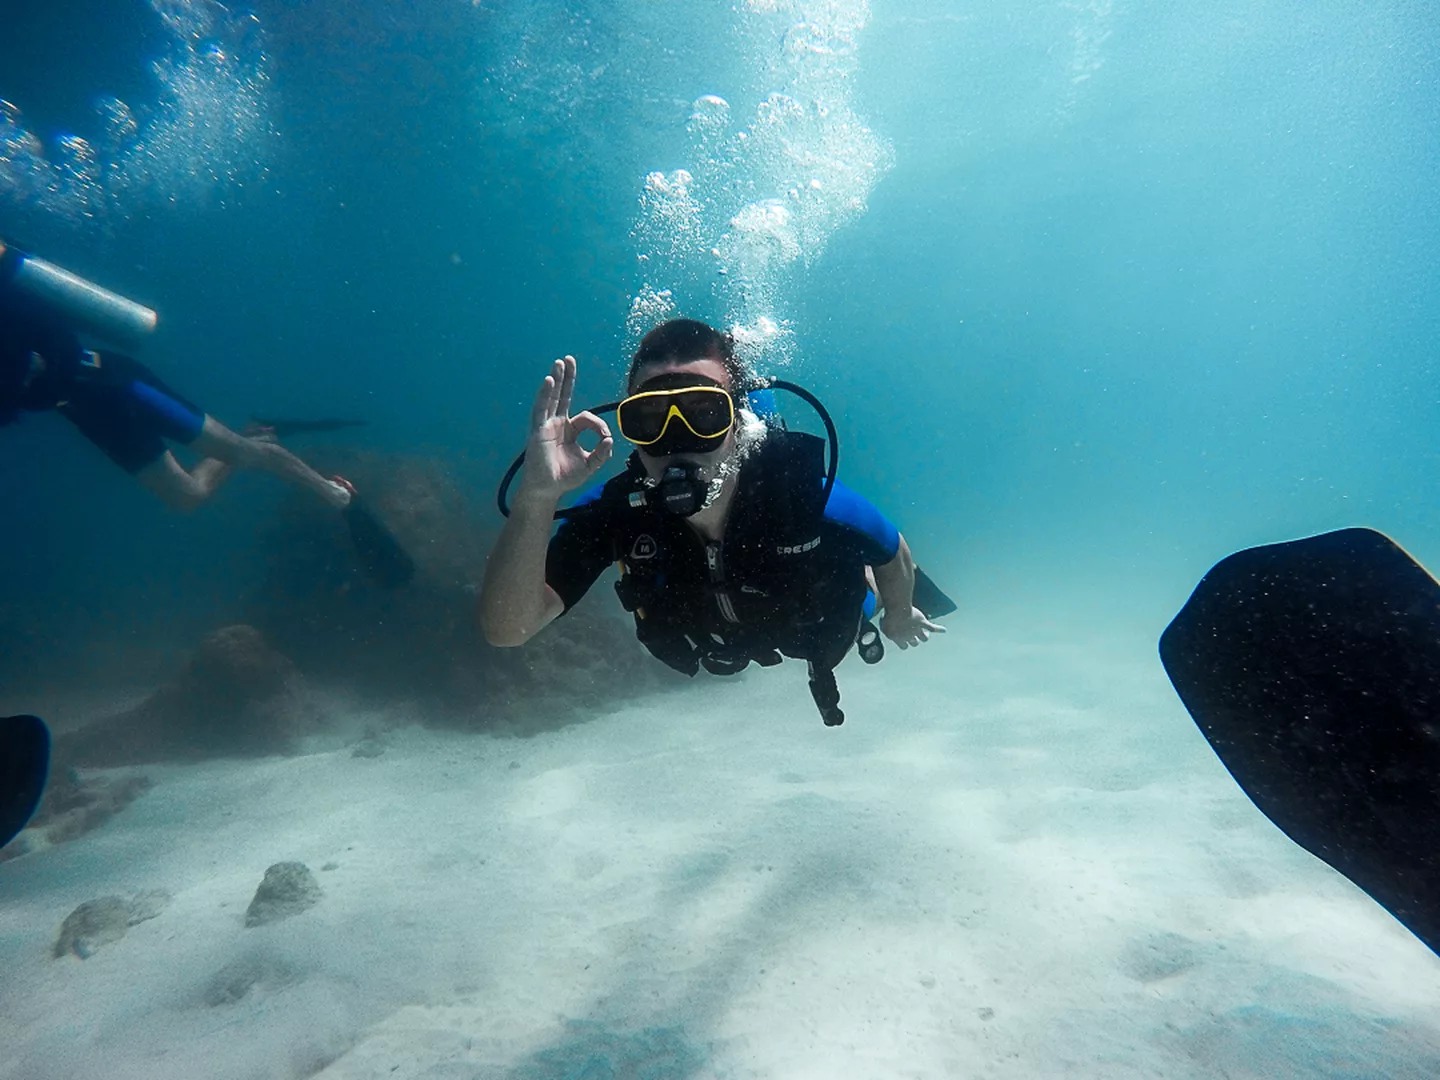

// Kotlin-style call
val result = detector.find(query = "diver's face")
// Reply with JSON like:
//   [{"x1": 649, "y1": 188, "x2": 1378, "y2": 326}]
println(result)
[{"x1": 628, "y1": 356, "x2": 736, "y2": 480}]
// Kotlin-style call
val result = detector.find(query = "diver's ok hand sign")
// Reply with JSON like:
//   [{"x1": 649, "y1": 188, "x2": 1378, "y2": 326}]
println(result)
[{"x1": 517, "y1": 355, "x2": 614, "y2": 506}]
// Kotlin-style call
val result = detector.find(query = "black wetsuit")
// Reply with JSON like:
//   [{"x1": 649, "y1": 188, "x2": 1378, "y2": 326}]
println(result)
[
  {"x1": 0, "y1": 295, "x2": 205, "y2": 473},
  {"x1": 546, "y1": 430, "x2": 900, "y2": 701}
]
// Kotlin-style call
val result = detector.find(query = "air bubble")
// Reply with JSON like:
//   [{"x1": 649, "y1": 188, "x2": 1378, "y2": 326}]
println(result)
[
  {"x1": 0, "y1": 0, "x2": 275, "y2": 229},
  {"x1": 687, "y1": 95, "x2": 731, "y2": 138},
  {"x1": 626, "y1": 0, "x2": 891, "y2": 371}
]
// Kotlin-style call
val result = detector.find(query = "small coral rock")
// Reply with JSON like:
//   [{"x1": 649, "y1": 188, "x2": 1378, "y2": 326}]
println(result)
[
  {"x1": 52, "y1": 889, "x2": 169, "y2": 959},
  {"x1": 54, "y1": 896, "x2": 128, "y2": 959},
  {"x1": 245, "y1": 861, "x2": 323, "y2": 927},
  {"x1": 204, "y1": 949, "x2": 301, "y2": 1006}
]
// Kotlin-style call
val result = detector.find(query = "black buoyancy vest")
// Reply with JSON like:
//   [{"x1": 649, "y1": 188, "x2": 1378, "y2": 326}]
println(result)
[
  {"x1": 0, "y1": 294, "x2": 91, "y2": 416},
  {"x1": 601, "y1": 430, "x2": 863, "y2": 678}
]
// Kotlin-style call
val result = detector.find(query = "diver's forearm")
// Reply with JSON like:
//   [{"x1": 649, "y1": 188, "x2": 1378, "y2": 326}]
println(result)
[
  {"x1": 479, "y1": 496, "x2": 561, "y2": 646},
  {"x1": 873, "y1": 533, "x2": 917, "y2": 615}
]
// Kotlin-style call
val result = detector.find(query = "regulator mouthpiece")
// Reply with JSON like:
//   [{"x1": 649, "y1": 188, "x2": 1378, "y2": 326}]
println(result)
[
  {"x1": 625, "y1": 462, "x2": 709, "y2": 518},
  {"x1": 656, "y1": 463, "x2": 709, "y2": 517}
]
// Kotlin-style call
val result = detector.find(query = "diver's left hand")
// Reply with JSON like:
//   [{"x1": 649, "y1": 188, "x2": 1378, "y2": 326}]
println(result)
[{"x1": 881, "y1": 606, "x2": 946, "y2": 650}]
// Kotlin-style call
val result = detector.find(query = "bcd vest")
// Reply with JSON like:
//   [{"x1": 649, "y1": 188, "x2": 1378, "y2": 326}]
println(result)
[{"x1": 595, "y1": 430, "x2": 866, "y2": 680}]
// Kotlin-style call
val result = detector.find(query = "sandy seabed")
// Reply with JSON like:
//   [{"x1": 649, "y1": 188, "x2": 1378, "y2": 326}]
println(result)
[{"x1": 1, "y1": 630, "x2": 1437, "y2": 1079}]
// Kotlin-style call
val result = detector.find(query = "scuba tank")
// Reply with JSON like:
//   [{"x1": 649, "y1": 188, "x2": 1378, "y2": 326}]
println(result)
[{"x1": 0, "y1": 240, "x2": 157, "y2": 350}]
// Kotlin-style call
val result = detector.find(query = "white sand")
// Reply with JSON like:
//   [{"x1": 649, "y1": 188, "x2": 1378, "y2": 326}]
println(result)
[{"x1": 1, "y1": 631, "x2": 1437, "y2": 1079}]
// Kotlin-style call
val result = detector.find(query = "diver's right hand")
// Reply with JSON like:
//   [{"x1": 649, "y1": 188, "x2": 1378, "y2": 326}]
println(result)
[{"x1": 515, "y1": 355, "x2": 614, "y2": 507}]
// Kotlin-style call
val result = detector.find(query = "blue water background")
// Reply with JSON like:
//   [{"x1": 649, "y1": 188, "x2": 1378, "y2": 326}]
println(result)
[{"x1": 1, "y1": 0, "x2": 1437, "y2": 690}]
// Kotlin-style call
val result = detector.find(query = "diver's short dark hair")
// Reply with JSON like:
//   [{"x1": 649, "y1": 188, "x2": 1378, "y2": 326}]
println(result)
[{"x1": 628, "y1": 318, "x2": 749, "y2": 392}]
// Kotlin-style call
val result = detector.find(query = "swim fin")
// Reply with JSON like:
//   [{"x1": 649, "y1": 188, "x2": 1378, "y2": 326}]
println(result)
[
  {"x1": 1, "y1": 714, "x2": 50, "y2": 850},
  {"x1": 344, "y1": 496, "x2": 415, "y2": 588},
  {"x1": 252, "y1": 417, "x2": 368, "y2": 438},
  {"x1": 914, "y1": 566, "x2": 957, "y2": 618},
  {"x1": 1160, "y1": 527, "x2": 1440, "y2": 955}
]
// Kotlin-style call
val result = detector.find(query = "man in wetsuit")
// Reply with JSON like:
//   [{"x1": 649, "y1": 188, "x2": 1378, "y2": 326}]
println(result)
[
  {"x1": 0, "y1": 289, "x2": 352, "y2": 512},
  {"x1": 479, "y1": 318, "x2": 944, "y2": 724}
]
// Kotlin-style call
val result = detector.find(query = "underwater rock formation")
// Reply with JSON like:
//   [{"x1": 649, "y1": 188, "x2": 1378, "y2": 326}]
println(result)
[
  {"x1": 57, "y1": 624, "x2": 324, "y2": 767},
  {"x1": 245, "y1": 449, "x2": 658, "y2": 725},
  {"x1": 0, "y1": 768, "x2": 154, "y2": 863},
  {"x1": 245, "y1": 861, "x2": 323, "y2": 927}
]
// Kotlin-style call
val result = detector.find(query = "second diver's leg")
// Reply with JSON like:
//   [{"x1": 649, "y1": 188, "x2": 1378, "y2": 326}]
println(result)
[{"x1": 189, "y1": 417, "x2": 351, "y2": 509}]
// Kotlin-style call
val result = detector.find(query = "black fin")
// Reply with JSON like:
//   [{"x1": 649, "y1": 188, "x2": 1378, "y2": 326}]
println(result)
[
  {"x1": 344, "y1": 497, "x2": 415, "y2": 588},
  {"x1": 914, "y1": 566, "x2": 957, "y2": 618},
  {"x1": 1160, "y1": 527, "x2": 1440, "y2": 955},
  {"x1": 252, "y1": 417, "x2": 368, "y2": 438},
  {"x1": 1, "y1": 714, "x2": 50, "y2": 850}
]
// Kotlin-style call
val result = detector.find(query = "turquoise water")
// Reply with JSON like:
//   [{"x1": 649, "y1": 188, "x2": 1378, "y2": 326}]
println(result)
[
  {"x1": 1, "y1": 3, "x2": 1438, "y2": 1074},
  {"x1": 3, "y1": 1, "x2": 1438, "y2": 658}
]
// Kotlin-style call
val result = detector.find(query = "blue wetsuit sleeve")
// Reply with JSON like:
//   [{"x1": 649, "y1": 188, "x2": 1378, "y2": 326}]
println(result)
[
  {"x1": 822, "y1": 479, "x2": 901, "y2": 564},
  {"x1": 544, "y1": 487, "x2": 615, "y2": 613}
]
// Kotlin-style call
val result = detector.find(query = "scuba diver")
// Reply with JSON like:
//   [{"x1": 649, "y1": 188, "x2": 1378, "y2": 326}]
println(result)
[
  {"x1": 0, "y1": 241, "x2": 413, "y2": 585},
  {"x1": 480, "y1": 318, "x2": 953, "y2": 726},
  {"x1": 0, "y1": 241, "x2": 351, "y2": 511}
]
